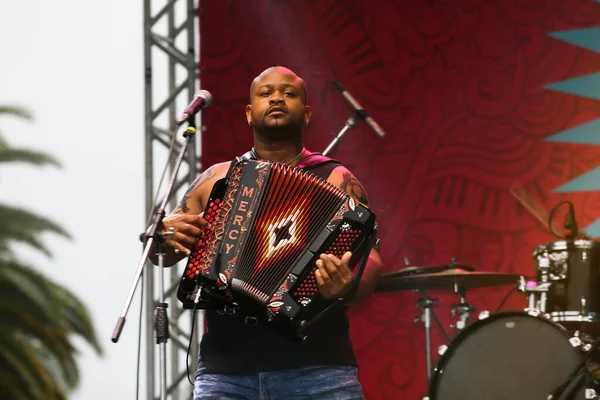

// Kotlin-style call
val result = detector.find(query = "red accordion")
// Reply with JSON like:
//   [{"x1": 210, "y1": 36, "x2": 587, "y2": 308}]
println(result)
[{"x1": 177, "y1": 159, "x2": 376, "y2": 338}]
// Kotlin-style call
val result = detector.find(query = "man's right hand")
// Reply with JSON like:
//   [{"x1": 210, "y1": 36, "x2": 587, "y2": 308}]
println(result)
[
  {"x1": 160, "y1": 213, "x2": 212, "y2": 257},
  {"x1": 147, "y1": 161, "x2": 230, "y2": 267}
]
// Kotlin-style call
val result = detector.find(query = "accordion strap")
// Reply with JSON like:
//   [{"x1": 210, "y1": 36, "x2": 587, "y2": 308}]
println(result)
[
  {"x1": 237, "y1": 148, "x2": 259, "y2": 162},
  {"x1": 297, "y1": 151, "x2": 340, "y2": 172},
  {"x1": 231, "y1": 148, "x2": 341, "y2": 179}
]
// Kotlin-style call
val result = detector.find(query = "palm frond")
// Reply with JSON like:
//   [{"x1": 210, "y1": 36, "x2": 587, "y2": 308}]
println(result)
[
  {"x1": 0, "y1": 334, "x2": 65, "y2": 400},
  {"x1": 0, "y1": 259, "x2": 61, "y2": 319},
  {"x1": 0, "y1": 204, "x2": 71, "y2": 257},
  {"x1": 34, "y1": 342, "x2": 75, "y2": 394},
  {"x1": 0, "y1": 105, "x2": 101, "y2": 398},
  {"x1": 0, "y1": 259, "x2": 96, "y2": 342},
  {"x1": 0, "y1": 346, "x2": 45, "y2": 398},
  {"x1": 0, "y1": 322, "x2": 80, "y2": 391},
  {"x1": 0, "y1": 372, "x2": 34, "y2": 400},
  {"x1": 0, "y1": 106, "x2": 32, "y2": 120},
  {"x1": 49, "y1": 282, "x2": 103, "y2": 354},
  {"x1": 0, "y1": 263, "x2": 76, "y2": 382},
  {"x1": 0, "y1": 147, "x2": 61, "y2": 167},
  {"x1": 0, "y1": 260, "x2": 102, "y2": 392},
  {"x1": 0, "y1": 311, "x2": 71, "y2": 359},
  {"x1": 0, "y1": 107, "x2": 60, "y2": 168}
]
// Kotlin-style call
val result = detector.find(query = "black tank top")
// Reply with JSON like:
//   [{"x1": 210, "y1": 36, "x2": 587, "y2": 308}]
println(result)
[{"x1": 196, "y1": 152, "x2": 357, "y2": 375}]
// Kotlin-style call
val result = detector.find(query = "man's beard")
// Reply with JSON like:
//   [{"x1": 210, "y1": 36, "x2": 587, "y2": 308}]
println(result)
[{"x1": 258, "y1": 116, "x2": 302, "y2": 138}]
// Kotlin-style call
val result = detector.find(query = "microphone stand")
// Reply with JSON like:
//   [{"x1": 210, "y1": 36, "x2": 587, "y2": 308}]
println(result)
[
  {"x1": 323, "y1": 110, "x2": 365, "y2": 156},
  {"x1": 111, "y1": 121, "x2": 197, "y2": 400}
]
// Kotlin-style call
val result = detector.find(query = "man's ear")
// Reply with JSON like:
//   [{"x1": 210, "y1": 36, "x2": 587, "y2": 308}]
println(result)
[
  {"x1": 304, "y1": 105, "x2": 312, "y2": 125},
  {"x1": 245, "y1": 104, "x2": 252, "y2": 125}
]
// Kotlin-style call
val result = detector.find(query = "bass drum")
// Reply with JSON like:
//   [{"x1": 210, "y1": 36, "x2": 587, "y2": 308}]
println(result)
[{"x1": 428, "y1": 311, "x2": 586, "y2": 399}]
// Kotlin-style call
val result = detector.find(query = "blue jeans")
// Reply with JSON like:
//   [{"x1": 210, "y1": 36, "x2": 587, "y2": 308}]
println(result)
[{"x1": 193, "y1": 366, "x2": 364, "y2": 400}]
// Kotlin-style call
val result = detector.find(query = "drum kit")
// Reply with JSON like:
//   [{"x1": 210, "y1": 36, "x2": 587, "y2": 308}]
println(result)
[{"x1": 377, "y1": 239, "x2": 600, "y2": 400}]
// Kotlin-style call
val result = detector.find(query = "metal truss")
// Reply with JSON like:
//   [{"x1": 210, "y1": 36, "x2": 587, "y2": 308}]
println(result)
[{"x1": 143, "y1": 0, "x2": 201, "y2": 399}]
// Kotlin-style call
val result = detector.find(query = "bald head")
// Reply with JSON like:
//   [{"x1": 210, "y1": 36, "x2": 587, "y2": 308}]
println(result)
[
  {"x1": 245, "y1": 65, "x2": 312, "y2": 137},
  {"x1": 250, "y1": 66, "x2": 308, "y2": 105}
]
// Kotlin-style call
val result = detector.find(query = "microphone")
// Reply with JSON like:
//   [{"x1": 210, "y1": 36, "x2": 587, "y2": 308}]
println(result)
[
  {"x1": 332, "y1": 81, "x2": 386, "y2": 137},
  {"x1": 563, "y1": 202, "x2": 578, "y2": 240},
  {"x1": 177, "y1": 89, "x2": 212, "y2": 125}
]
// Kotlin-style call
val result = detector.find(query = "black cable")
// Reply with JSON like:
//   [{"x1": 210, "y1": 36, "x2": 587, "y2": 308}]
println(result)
[
  {"x1": 548, "y1": 200, "x2": 572, "y2": 240},
  {"x1": 145, "y1": 125, "x2": 180, "y2": 229},
  {"x1": 186, "y1": 300, "x2": 201, "y2": 385},
  {"x1": 431, "y1": 309, "x2": 450, "y2": 342},
  {"x1": 495, "y1": 286, "x2": 518, "y2": 312}
]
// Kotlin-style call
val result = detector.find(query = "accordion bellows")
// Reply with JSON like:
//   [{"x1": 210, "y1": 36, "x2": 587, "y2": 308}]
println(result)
[{"x1": 177, "y1": 160, "x2": 376, "y2": 338}]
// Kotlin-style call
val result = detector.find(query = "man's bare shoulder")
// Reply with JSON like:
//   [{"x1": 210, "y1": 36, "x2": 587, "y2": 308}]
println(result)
[
  {"x1": 327, "y1": 165, "x2": 370, "y2": 207},
  {"x1": 193, "y1": 161, "x2": 232, "y2": 191},
  {"x1": 174, "y1": 161, "x2": 232, "y2": 214},
  {"x1": 208, "y1": 161, "x2": 232, "y2": 180}
]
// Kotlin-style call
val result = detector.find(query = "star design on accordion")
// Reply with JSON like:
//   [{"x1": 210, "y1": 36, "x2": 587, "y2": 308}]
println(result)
[
  {"x1": 266, "y1": 209, "x2": 300, "y2": 258},
  {"x1": 273, "y1": 221, "x2": 293, "y2": 247}
]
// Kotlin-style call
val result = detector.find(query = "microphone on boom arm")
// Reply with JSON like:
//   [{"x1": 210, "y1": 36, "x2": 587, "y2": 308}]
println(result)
[{"x1": 177, "y1": 89, "x2": 213, "y2": 126}]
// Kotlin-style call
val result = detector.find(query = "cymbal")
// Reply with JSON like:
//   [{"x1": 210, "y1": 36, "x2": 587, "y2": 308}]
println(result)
[
  {"x1": 377, "y1": 268, "x2": 521, "y2": 291},
  {"x1": 389, "y1": 263, "x2": 475, "y2": 278}
]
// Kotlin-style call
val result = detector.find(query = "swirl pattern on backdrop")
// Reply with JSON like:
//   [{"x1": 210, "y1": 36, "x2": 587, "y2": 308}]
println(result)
[{"x1": 199, "y1": 1, "x2": 600, "y2": 398}]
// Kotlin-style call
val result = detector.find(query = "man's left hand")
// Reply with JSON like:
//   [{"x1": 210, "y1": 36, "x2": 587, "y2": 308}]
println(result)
[{"x1": 315, "y1": 252, "x2": 355, "y2": 300}]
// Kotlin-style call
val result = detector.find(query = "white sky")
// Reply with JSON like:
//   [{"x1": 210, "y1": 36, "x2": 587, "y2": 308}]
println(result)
[{"x1": 0, "y1": 1, "x2": 154, "y2": 398}]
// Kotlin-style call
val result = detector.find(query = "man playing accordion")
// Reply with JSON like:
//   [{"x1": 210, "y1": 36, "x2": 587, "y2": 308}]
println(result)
[{"x1": 149, "y1": 66, "x2": 383, "y2": 400}]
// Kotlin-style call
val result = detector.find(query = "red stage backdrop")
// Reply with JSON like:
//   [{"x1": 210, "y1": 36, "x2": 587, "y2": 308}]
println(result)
[{"x1": 198, "y1": 1, "x2": 600, "y2": 398}]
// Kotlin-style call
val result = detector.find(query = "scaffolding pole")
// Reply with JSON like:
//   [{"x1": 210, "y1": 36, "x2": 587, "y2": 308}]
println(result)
[{"x1": 143, "y1": 0, "x2": 201, "y2": 399}]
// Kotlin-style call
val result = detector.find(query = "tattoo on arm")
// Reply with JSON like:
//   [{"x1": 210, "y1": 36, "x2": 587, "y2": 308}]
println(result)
[
  {"x1": 174, "y1": 167, "x2": 215, "y2": 213},
  {"x1": 340, "y1": 172, "x2": 370, "y2": 206}
]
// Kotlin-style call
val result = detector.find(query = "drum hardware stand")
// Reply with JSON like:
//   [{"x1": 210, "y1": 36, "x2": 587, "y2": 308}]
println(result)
[
  {"x1": 518, "y1": 275, "x2": 550, "y2": 314},
  {"x1": 414, "y1": 289, "x2": 442, "y2": 384},
  {"x1": 530, "y1": 252, "x2": 551, "y2": 313},
  {"x1": 111, "y1": 121, "x2": 197, "y2": 400},
  {"x1": 450, "y1": 285, "x2": 475, "y2": 330},
  {"x1": 547, "y1": 335, "x2": 600, "y2": 400}
]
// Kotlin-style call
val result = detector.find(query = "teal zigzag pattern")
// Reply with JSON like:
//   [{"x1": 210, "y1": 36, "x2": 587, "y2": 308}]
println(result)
[{"x1": 544, "y1": 5, "x2": 600, "y2": 236}]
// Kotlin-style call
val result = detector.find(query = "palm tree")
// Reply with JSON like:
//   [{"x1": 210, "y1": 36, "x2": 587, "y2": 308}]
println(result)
[{"x1": 0, "y1": 106, "x2": 102, "y2": 400}]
